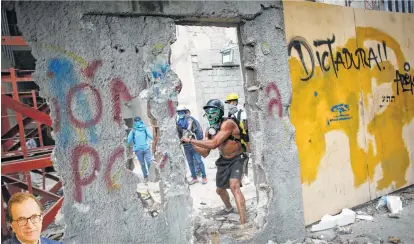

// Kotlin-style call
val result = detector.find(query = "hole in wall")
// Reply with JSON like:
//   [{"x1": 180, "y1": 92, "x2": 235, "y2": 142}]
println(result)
[
  {"x1": 169, "y1": 25, "x2": 262, "y2": 241},
  {"x1": 121, "y1": 96, "x2": 162, "y2": 217}
]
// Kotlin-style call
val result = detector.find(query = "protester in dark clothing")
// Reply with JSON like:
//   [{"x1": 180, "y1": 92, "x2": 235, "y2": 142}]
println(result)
[{"x1": 176, "y1": 106, "x2": 207, "y2": 185}]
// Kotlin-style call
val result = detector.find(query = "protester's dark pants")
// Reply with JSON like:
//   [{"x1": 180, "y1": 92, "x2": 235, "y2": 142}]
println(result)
[{"x1": 183, "y1": 144, "x2": 206, "y2": 179}]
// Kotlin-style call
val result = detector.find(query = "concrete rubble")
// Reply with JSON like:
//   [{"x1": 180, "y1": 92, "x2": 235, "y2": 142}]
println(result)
[{"x1": 305, "y1": 185, "x2": 414, "y2": 244}]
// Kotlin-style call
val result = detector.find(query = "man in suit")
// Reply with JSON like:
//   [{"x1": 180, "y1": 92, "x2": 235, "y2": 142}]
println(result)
[{"x1": 5, "y1": 192, "x2": 61, "y2": 244}]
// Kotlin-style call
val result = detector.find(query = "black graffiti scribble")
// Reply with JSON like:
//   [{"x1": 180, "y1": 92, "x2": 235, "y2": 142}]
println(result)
[
  {"x1": 287, "y1": 36, "x2": 314, "y2": 81},
  {"x1": 288, "y1": 35, "x2": 388, "y2": 80},
  {"x1": 394, "y1": 62, "x2": 413, "y2": 96},
  {"x1": 382, "y1": 95, "x2": 395, "y2": 102}
]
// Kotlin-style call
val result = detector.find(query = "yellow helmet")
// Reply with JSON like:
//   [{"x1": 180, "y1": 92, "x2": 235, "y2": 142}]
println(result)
[{"x1": 225, "y1": 93, "x2": 239, "y2": 103}]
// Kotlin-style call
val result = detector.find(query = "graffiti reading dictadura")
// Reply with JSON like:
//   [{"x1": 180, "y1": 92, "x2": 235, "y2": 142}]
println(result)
[{"x1": 288, "y1": 35, "x2": 388, "y2": 81}]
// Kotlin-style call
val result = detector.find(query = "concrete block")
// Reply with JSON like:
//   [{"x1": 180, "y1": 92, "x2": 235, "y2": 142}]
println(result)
[{"x1": 311, "y1": 209, "x2": 356, "y2": 232}]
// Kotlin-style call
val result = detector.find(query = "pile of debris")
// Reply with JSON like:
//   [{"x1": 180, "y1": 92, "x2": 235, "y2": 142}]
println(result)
[
  {"x1": 194, "y1": 200, "x2": 259, "y2": 243},
  {"x1": 303, "y1": 185, "x2": 414, "y2": 244}
]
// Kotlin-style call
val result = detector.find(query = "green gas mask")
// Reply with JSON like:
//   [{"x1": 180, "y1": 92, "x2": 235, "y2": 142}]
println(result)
[{"x1": 204, "y1": 107, "x2": 223, "y2": 137}]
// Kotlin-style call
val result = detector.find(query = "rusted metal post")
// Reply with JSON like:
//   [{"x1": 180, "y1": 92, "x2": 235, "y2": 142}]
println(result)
[
  {"x1": 1, "y1": 84, "x2": 13, "y2": 152},
  {"x1": 1, "y1": 194, "x2": 8, "y2": 236},
  {"x1": 32, "y1": 90, "x2": 44, "y2": 147},
  {"x1": 10, "y1": 68, "x2": 28, "y2": 158}
]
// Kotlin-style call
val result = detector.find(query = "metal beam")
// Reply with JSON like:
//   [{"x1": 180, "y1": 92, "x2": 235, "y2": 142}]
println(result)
[
  {"x1": 1, "y1": 36, "x2": 28, "y2": 46},
  {"x1": 1, "y1": 94, "x2": 52, "y2": 127},
  {"x1": 42, "y1": 198, "x2": 63, "y2": 232},
  {"x1": 1, "y1": 156, "x2": 53, "y2": 174},
  {"x1": 2, "y1": 176, "x2": 61, "y2": 203}
]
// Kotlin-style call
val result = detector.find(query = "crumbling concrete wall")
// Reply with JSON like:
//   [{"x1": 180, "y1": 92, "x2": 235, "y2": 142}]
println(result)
[{"x1": 14, "y1": 1, "x2": 305, "y2": 243}]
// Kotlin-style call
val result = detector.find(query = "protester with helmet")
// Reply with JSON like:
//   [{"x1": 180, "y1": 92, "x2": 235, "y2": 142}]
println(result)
[
  {"x1": 225, "y1": 93, "x2": 251, "y2": 179},
  {"x1": 127, "y1": 116, "x2": 153, "y2": 183},
  {"x1": 181, "y1": 99, "x2": 247, "y2": 225},
  {"x1": 176, "y1": 106, "x2": 208, "y2": 185}
]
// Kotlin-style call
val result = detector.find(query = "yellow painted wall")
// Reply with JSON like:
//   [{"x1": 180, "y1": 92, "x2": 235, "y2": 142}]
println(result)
[{"x1": 284, "y1": 1, "x2": 414, "y2": 224}]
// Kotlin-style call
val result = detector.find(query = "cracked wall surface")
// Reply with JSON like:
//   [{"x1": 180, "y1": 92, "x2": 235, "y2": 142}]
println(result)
[{"x1": 13, "y1": 1, "x2": 305, "y2": 243}]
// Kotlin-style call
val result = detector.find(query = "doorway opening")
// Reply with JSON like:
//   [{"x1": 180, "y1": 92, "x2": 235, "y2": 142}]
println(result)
[{"x1": 171, "y1": 25, "x2": 259, "y2": 241}]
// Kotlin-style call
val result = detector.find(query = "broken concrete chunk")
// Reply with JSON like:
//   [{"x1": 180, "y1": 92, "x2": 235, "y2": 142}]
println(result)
[
  {"x1": 216, "y1": 216, "x2": 226, "y2": 221},
  {"x1": 219, "y1": 223, "x2": 238, "y2": 231},
  {"x1": 311, "y1": 209, "x2": 356, "y2": 232},
  {"x1": 335, "y1": 226, "x2": 352, "y2": 234},
  {"x1": 227, "y1": 213, "x2": 240, "y2": 223},
  {"x1": 388, "y1": 236, "x2": 401, "y2": 243},
  {"x1": 356, "y1": 214, "x2": 374, "y2": 221},
  {"x1": 388, "y1": 213, "x2": 401, "y2": 219},
  {"x1": 386, "y1": 196, "x2": 403, "y2": 214}
]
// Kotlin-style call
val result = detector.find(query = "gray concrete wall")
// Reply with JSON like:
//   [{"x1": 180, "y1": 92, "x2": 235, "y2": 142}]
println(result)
[{"x1": 13, "y1": 1, "x2": 305, "y2": 243}]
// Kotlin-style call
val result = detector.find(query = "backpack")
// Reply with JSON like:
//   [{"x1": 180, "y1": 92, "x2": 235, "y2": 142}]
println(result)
[
  {"x1": 236, "y1": 109, "x2": 249, "y2": 132},
  {"x1": 224, "y1": 117, "x2": 249, "y2": 151},
  {"x1": 189, "y1": 116, "x2": 204, "y2": 140},
  {"x1": 132, "y1": 128, "x2": 149, "y2": 143}
]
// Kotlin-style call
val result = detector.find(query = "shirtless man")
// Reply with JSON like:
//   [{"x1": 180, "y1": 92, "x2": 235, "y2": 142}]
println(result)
[{"x1": 181, "y1": 99, "x2": 246, "y2": 224}]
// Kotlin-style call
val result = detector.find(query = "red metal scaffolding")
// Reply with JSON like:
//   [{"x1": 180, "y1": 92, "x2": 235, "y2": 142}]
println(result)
[{"x1": 1, "y1": 36, "x2": 63, "y2": 238}]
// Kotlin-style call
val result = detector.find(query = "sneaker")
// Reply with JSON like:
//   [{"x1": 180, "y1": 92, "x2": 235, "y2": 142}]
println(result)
[
  {"x1": 189, "y1": 178, "x2": 198, "y2": 185},
  {"x1": 216, "y1": 207, "x2": 234, "y2": 216},
  {"x1": 201, "y1": 178, "x2": 208, "y2": 185}
]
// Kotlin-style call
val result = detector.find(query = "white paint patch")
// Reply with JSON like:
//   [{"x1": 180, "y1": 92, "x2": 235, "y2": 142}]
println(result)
[
  {"x1": 73, "y1": 202, "x2": 90, "y2": 213},
  {"x1": 402, "y1": 118, "x2": 414, "y2": 185},
  {"x1": 363, "y1": 40, "x2": 399, "y2": 69},
  {"x1": 302, "y1": 130, "x2": 370, "y2": 224}
]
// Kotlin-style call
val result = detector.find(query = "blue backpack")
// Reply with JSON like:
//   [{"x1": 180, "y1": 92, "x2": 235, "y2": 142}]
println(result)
[{"x1": 189, "y1": 116, "x2": 204, "y2": 140}]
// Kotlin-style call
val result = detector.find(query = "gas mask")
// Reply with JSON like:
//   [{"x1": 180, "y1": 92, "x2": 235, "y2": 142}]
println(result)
[
  {"x1": 178, "y1": 111, "x2": 185, "y2": 119},
  {"x1": 227, "y1": 104, "x2": 238, "y2": 116},
  {"x1": 204, "y1": 107, "x2": 222, "y2": 136}
]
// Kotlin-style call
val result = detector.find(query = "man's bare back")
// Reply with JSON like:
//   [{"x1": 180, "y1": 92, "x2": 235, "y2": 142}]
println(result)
[{"x1": 181, "y1": 110, "x2": 246, "y2": 224}]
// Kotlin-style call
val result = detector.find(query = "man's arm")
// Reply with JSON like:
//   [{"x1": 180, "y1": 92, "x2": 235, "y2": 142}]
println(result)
[
  {"x1": 127, "y1": 130, "x2": 134, "y2": 144},
  {"x1": 187, "y1": 118, "x2": 193, "y2": 131},
  {"x1": 192, "y1": 129, "x2": 211, "y2": 157},
  {"x1": 182, "y1": 120, "x2": 234, "y2": 150},
  {"x1": 146, "y1": 126, "x2": 154, "y2": 140}
]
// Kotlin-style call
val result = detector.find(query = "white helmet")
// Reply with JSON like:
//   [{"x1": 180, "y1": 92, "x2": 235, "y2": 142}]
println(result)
[{"x1": 176, "y1": 105, "x2": 189, "y2": 112}]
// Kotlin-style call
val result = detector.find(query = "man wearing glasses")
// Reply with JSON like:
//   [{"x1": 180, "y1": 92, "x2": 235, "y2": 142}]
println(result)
[
  {"x1": 5, "y1": 192, "x2": 61, "y2": 244},
  {"x1": 181, "y1": 99, "x2": 247, "y2": 225}
]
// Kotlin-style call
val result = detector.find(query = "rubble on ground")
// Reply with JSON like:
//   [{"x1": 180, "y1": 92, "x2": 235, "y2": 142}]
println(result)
[{"x1": 305, "y1": 185, "x2": 414, "y2": 244}]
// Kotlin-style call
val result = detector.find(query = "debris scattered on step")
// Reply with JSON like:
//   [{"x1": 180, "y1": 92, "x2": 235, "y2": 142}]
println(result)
[
  {"x1": 335, "y1": 226, "x2": 352, "y2": 234},
  {"x1": 388, "y1": 236, "x2": 401, "y2": 243},
  {"x1": 311, "y1": 209, "x2": 356, "y2": 232},
  {"x1": 219, "y1": 223, "x2": 238, "y2": 232},
  {"x1": 227, "y1": 213, "x2": 240, "y2": 223},
  {"x1": 356, "y1": 214, "x2": 374, "y2": 221},
  {"x1": 216, "y1": 216, "x2": 226, "y2": 221}
]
